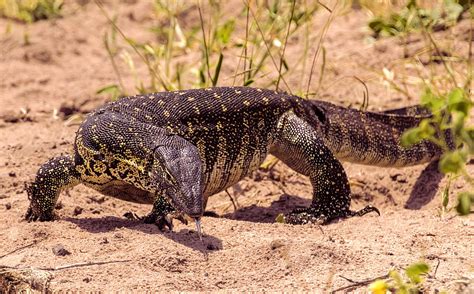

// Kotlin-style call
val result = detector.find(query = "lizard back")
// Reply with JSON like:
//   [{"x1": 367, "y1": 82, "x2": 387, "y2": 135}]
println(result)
[{"x1": 89, "y1": 87, "x2": 297, "y2": 197}]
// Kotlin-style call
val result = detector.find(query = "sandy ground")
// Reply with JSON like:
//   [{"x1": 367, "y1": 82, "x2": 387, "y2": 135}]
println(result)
[{"x1": 0, "y1": 1, "x2": 473, "y2": 292}]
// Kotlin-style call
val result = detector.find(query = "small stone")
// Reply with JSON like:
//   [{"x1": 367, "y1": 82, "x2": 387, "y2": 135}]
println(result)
[
  {"x1": 390, "y1": 173, "x2": 407, "y2": 183},
  {"x1": 100, "y1": 237, "x2": 109, "y2": 244},
  {"x1": 5, "y1": 203, "x2": 12, "y2": 210},
  {"x1": 83, "y1": 277, "x2": 92, "y2": 283},
  {"x1": 73, "y1": 206, "x2": 83, "y2": 216},
  {"x1": 8, "y1": 171, "x2": 16, "y2": 177},
  {"x1": 91, "y1": 208, "x2": 101, "y2": 214},
  {"x1": 88, "y1": 195, "x2": 107, "y2": 204},
  {"x1": 52, "y1": 244, "x2": 71, "y2": 256},
  {"x1": 55, "y1": 201, "x2": 64, "y2": 210},
  {"x1": 58, "y1": 102, "x2": 80, "y2": 118},
  {"x1": 114, "y1": 232, "x2": 123, "y2": 239},
  {"x1": 270, "y1": 239, "x2": 286, "y2": 250}
]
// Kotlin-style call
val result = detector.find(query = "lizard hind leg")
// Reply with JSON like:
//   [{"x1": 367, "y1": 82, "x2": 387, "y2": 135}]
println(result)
[
  {"x1": 25, "y1": 154, "x2": 80, "y2": 222},
  {"x1": 271, "y1": 111, "x2": 380, "y2": 225}
]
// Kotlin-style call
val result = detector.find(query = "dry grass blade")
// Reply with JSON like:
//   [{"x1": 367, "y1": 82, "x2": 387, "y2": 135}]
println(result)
[
  {"x1": 197, "y1": 0, "x2": 212, "y2": 85},
  {"x1": 0, "y1": 237, "x2": 47, "y2": 259},
  {"x1": 93, "y1": 0, "x2": 171, "y2": 91},
  {"x1": 244, "y1": 0, "x2": 292, "y2": 93},
  {"x1": 276, "y1": 0, "x2": 296, "y2": 91},
  {"x1": 103, "y1": 23, "x2": 126, "y2": 95},
  {"x1": 39, "y1": 259, "x2": 132, "y2": 271},
  {"x1": 233, "y1": 4, "x2": 251, "y2": 86},
  {"x1": 331, "y1": 273, "x2": 390, "y2": 293},
  {"x1": 353, "y1": 76, "x2": 370, "y2": 111},
  {"x1": 306, "y1": 1, "x2": 336, "y2": 98},
  {"x1": 467, "y1": 0, "x2": 473, "y2": 91}
]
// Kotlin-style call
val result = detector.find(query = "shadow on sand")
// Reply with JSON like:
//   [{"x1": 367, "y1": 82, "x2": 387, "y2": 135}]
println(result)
[
  {"x1": 65, "y1": 216, "x2": 221, "y2": 253},
  {"x1": 404, "y1": 160, "x2": 444, "y2": 210}
]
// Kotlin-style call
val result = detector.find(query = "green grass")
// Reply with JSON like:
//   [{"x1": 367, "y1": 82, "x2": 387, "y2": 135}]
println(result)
[
  {"x1": 367, "y1": 0, "x2": 466, "y2": 38},
  {"x1": 95, "y1": 0, "x2": 327, "y2": 96},
  {"x1": 366, "y1": 0, "x2": 474, "y2": 216},
  {"x1": 0, "y1": 0, "x2": 63, "y2": 22},
  {"x1": 369, "y1": 261, "x2": 431, "y2": 294}
]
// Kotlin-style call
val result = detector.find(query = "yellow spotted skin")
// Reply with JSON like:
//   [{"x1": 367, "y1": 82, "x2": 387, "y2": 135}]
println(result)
[{"x1": 25, "y1": 87, "x2": 448, "y2": 225}]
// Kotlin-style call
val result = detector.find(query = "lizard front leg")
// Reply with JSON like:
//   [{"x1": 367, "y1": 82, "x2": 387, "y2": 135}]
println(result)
[
  {"x1": 271, "y1": 111, "x2": 379, "y2": 224},
  {"x1": 25, "y1": 154, "x2": 80, "y2": 222}
]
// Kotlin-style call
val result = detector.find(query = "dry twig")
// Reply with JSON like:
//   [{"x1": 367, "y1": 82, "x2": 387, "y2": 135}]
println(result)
[{"x1": 331, "y1": 273, "x2": 390, "y2": 293}]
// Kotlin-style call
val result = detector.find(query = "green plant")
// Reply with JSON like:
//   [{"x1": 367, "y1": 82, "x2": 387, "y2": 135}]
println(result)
[
  {"x1": 401, "y1": 87, "x2": 474, "y2": 215},
  {"x1": 0, "y1": 0, "x2": 63, "y2": 22},
  {"x1": 96, "y1": 0, "x2": 325, "y2": 97},
  {"x1": 369, "y1": 0, "x2": 474, "y2": 216},
  {"x1": 369, "y1": 262, "x2": 430, "y2": 294},
  {"x1": 367, "y1": 0, "x2": 465, "y2": 38}
]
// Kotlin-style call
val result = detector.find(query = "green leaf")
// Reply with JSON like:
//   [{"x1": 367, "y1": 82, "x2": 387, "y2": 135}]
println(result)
[
  {"x1": 244, "y1": 79, "x2": 254, "y2": 86},
  {"x1": 450, "y1": 111, "x2": 466, "y2": 134},
  {"x1": 421, "y1": 88, "x2": 444, "y2": 113},
  {"x1": 96, "y1": 84, "x2": 121, "y2": 101},
  {"x1": 216, "y1": 19, "x2": 235, "y2": 46},
  {"x1": 401, "y1": 127, "x2": 423, "y2": 147},
  {"x1": 442, "y1": 183, "x2": 449, "y2": 210},
  {"x1": 199, "y1": 68, "x2": 206, "y2": 85},
  {"x1": 456, "y1": 192, "x2": 474, "y2": 215},
  {"x1": 443, "y1": 0, "x2": 464, "y2": 23},
  {"x1": 447, "y1": 88, "x2": 471, "y2": 116},
  {"x1": 212, "y1": 53, "x2": 224, "y2": 87},
  {"x1": 405, "y1": 262, "x2": 430, "y2": 284},
  {"x1": 401, "y1": 119, "x2": 435, "y2": 147},
  {"x1": 439, "y1": 150, "x2": 468, "y2": 174}
]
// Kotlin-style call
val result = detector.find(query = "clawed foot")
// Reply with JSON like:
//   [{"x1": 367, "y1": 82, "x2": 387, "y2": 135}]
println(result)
[
  {"x1": 282, "y1": 205, "x2": 380, "y2": 225},
  {"x1": 24, "y1": 206, "x2": 56, "y2": 222},
  {"x1": 24, "y1": 183, "x2": 57, "y2": 222},
  {"x1": 345, "y1": 205, "x2": 380, "y2": 218},
  {"x1": 125, "y1": 210, "x2": 188, "y2": 231}
]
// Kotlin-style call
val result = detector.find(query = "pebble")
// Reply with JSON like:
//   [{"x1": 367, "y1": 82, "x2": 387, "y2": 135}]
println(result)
[{"x1": 52, "y1": 244, "x2": 71, "y2": 256}]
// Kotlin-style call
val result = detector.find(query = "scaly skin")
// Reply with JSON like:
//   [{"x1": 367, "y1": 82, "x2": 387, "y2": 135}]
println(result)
[{"x1": 26, "y1": 87, "x2": 446, "y2": 227}]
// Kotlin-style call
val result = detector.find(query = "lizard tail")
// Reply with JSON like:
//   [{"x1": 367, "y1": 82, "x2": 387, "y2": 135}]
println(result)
[{"x1": 307, "y1": 100, "x2": 450, "y2": 167}]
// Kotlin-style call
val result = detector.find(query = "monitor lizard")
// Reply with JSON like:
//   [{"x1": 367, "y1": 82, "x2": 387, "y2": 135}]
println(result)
[{"x1": 25, "y1": 86, "x2": 446, "y2": 231}]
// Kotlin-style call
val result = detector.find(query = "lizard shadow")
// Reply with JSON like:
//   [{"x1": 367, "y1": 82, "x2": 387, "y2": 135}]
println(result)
[
  {"x1": 219, "y1": 194, "x2": 311, "y2": 223},
  {"x1": 64, "y1": 216, "x2": 222, "y2": 253},
  {"x1": 404, "y1": 160, "x2": 444, "y2": 210}
]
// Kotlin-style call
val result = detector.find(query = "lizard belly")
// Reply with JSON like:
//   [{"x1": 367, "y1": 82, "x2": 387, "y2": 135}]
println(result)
[{"x1": 202, "y1": 144, "x2": 269, "y2": 198}]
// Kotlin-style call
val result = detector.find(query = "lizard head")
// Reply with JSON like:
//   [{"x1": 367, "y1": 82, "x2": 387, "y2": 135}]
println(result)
[{"x1": 153, "y1": 142, "x2": 204, "y2": 219}]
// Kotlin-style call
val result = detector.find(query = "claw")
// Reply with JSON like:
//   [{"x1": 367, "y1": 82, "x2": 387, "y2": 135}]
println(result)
[
  {"x1": 143, "y1": 212, "x2": 173, "y2": 231},
  {"x1": 123, "y1": 211, "x2": 140, "y2": 220},
  {"x1": 24, "y1": 206, "x2": 55, "y2": 222},
  {"x1": 195, "y1": 218, "x2": 203, "y2": 241},
  {"x1": 171, "y1": 212, "x2": 188, "y2": 226},
  {"x1": 348, "y1": 205, "x2": 380, "y2": 217},
  {"x1": 164, "y1": 215, "x2": 174, "y2": 231},
  {"x1": 150, "y1": 215, "x2": 173, "y2": 231}
]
